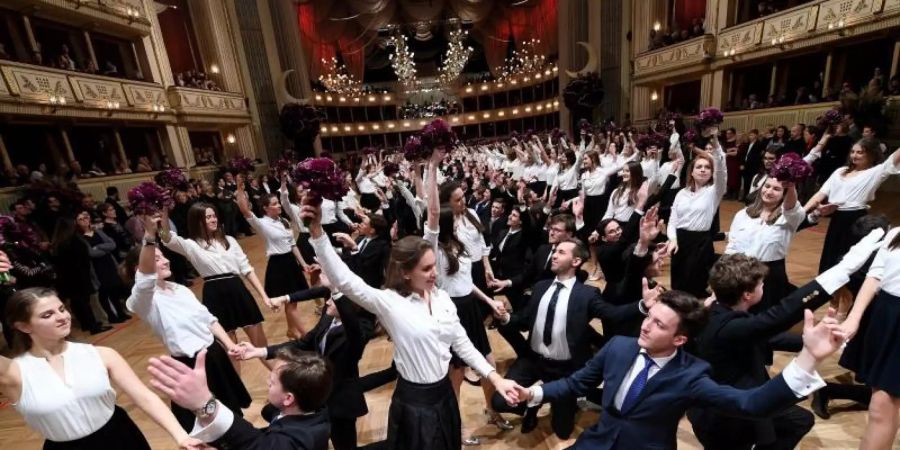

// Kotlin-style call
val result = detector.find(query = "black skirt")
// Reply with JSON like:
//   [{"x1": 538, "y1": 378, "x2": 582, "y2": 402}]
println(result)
[
  {"x1": 749, "y1": 259, "x2": 795, "y2": 314},
  {"x1": 360, "y1": 193, "x2": 380, "y2": 211},
  {"x1": 839, "y1": 291, "x2": 900, "y2": 397},
  {"x1": 43, "y1": 406, "x2": 150, "y2": 450},
  {"x1": 818, "y1": 209, "x2": 868, "y2": 273},
  {"x1": 201, "y1": 274, "x2": 265, "y2": 332},
  {"x1": 171, "y1": 341, "x2": 252, "y2": 431},
  {"x1": 554, "y1": 188, "x2": 579, "y2": 208},
  {"x1": 387, "y1": 376, "x2": 461, "y2": 450},
  {"x1": 671, "y1": 228, "x2": 716, "y2": 298},
  {"x1": 583, "y1": 193, "x2": 609, "y2": 232},
  {"x1": 450, "y1": 293, "x2": 492, "y2": 367},
  {"x1": 265, "y1": 251, "x2": 308, "y2": 297}
]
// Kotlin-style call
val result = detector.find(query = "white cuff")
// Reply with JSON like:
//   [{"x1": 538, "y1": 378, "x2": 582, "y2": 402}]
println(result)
[
  {"x1": 806, "y1": 213, "x2": 820, "y2": 224},
  {"x1": 190, "y1": 401, "x2": 234, "y2": 443},
  {"x1": 781, "y1": 359, "x2": 826, "y2": 398},
  {"x1": 528, "y1": 385, "x2": 544, "y2": 407},
  {"x1": 575, "y1": 219, "x2": 585, "y2": 230},
  {"x1": 815, "y1": 269, "x2": 850, "y2": 295}
]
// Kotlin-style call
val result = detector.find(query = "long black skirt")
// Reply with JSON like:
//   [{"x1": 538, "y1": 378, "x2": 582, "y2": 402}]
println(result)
[
  {"x1": 450, "y1": 293, "x2": 492, "y2": 367},
  {"x1": 671, "y1": 228, "x2": 715, "y2": 298},
  {"x1": 43, "y1": 406, "x2": 150, "y2": 450},
  {"x1": 171, "y1": 342, "x2": 252, "y2": 431},
  {"x1": 818, "y1": 209, "x2": 868, "y2": 273},
  {"x1": 840, "y1": 291, "x2": 900, "y2": 397},
  {"x1": 265, "y1": 251, "x2": 308, "y2": 297},
  {"x1": 387, "y1": 376, "x2": 461, "y2": 450},
  {"x1": 583, "y1": 193, "x2": 609, "y2": 232},
  {"x1": 202, "y1": 274, "x2": 264, "y2": 332},
  {"x1": 749, "y1": 259, "x2": 795, "y2": 314}
]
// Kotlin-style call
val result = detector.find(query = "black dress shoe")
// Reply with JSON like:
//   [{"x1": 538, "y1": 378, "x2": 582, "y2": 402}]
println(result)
[
  {"x1": 811, "y1": 390, "x2": 831, "y2": 420},
  {"x1": 108, "y1": 316, "x2": 125, "y2": 324},
  {"x1": 521, "y1": 406, "x2": 539, "y2": 433},
  {"x1": 89, "y1": 325, "x2": 114, "y2": 335}
]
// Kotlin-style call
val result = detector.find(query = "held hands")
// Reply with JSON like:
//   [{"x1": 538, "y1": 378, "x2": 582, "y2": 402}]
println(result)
[
  {"x1": 800, "y1": 308, "x2": 847, "y2": 364},
  {"x1": 148, "y1": 350, "x2": 212, "y2": 411},
  {"x1": 229, "y1": 342, "x2": 267, "y2": 361},
  {"x1": 816, "y1": 203, "x2": 839, "y2": 217},
  {"x1": 491, "y1": 376, "x2": 524, "y2": 406}
]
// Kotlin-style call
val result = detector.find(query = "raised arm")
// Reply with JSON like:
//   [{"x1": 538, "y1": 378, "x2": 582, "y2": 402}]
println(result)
[
  {"x1": 235, "y1": 175, "x2": 254, "y2": 219},
  {"x1": 426, "y1": 150, "x2": 443, "y2": 231}
]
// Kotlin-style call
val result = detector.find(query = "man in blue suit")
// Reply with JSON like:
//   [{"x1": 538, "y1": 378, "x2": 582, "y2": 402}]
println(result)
[{"x1": 515, "y1": 289, "x2": 846, "y2": 450}]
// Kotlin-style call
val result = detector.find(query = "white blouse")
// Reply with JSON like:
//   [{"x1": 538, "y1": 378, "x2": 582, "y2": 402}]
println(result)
[
  {"x1": 14, "y1": 343, "x2": 116, "y2": 442},
  {"x1": 424, "y1": 227, "x2": 475, "y2": 298},
  {"x1": 581, "y1": 166, "x2": 616, "y2": 196},
  {"x1": 456, "y1": 209, "x2": 489, "y2": 260},
  {"x1": 163, "y1": 233, "x2": 253, "y2": 278},
  {"x1": 321, "y1": 198, "x2": 353, "y2": 226},
  {"x1": 245, "y1": 214, "x2": 295, "y2": 256},
  {"x1": 356, "y1": 169, "x2": 377, "y2": 194},
  {"x1": 818, "y1": 151, "x2": 899, "y2": 211},
  {"x1": 603, "y1": 190, "x2": 636, "y2": 222},
  {"x1": 725, "y1": 203, "x2": 805, "y2": 262},
  {"x1": 656, "y1": 161, "x2": 682, "y2": 190},
  {"x1": 523, "y1": 164, "x2": 545, "y2": 183},
  {"x1": 553, "y1": 155, "x2": 583, "y2": 191},
  {"x1": 868, "y1": 227, "x2": 900, "y2": 296},
  {"x1": 309, "y1": 234, "x2": 494, "y2": 383},
  {"x1": 667, "y1": 146, "x2": 727, "y2": 241},
  {"x1": 127, "y1": 271, "x2": 217, "y2": 357},
  {"x1": 280, "y1": 189, "x2": 310, "y2": 234}
]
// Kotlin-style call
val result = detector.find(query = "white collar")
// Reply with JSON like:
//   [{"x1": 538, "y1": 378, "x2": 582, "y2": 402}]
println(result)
[{"x1": 638, "y1": 348, "x2": 678, "y2": 369}]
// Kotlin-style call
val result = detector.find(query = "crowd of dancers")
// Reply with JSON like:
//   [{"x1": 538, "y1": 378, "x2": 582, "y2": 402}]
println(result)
[{"x1": 0, "y1": 112, "x2": 899, "y2": 450}]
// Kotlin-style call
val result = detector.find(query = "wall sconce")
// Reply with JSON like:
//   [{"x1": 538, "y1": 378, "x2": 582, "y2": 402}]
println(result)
[
  {"x1": 651, "y1": 91, "x2": 659, "y2": 101},
  {"x1": 653, "y1": 21, "x2": 661, "y2": 32},
  {"x1": 125, "y1": 5, "x2": 141, "y2": 22},
  {"x1": 483, "y1": 112, "x2": 490, "y2": 118},
  {"x1": 511, "y1": 79, "x2": 518, "y2": 85},
  {"x1": 45, "y1": 94, "x2": 67, "y2": 113},
  {"x1": 210, "y1": 64, "x2": 220, "y2": 74},
  {"x1": 465, "y1": 86, "x2": 473, "y2": 93},
  {"x1": 320, "y1": 127, "x2": 328, "y2": 134},
  {"x1": 552, "y1": 66, "x2": 558, "y2": 73},
  {"x1": 480, "y1": 85, "x2": 489, "y2": 91},
  {"x1": 368, "y1": 95, "x2": 376, "y2": 102},
  {"x1": 353, "y1": 97, "x2": 360, "y2": 103},
  {"x1": 226, "y1": 133, "x2": 237, "y2": 144},
  {"x1": 418, "y1": 120, "x2": 428, "y2": 126},
  {"x1": 402, "y1": 121, "x2": 411, "y2": 127},
  {"x1": 338, "y1": 96, "x2": 347, "y2": 103},
  {"x1": 511, "y1": 108, "x2": 519, "y2": 115},
  {"x1": 383, "y1": 95, "x2": 392, "y2": 101},
  {"x1": 451, "y1": 117, "x2": 460, "y2": 123},
  {"x1": 325, "y1": 95, "x2": 333, "y2": 102},
  {"x1": 498, "y1": 111, "x2": 505, "y2": 117},
  {"x1": 315, "y1": 94, "x2": 322, "y2": 101},
  {"x1": 723, "y1": 48, "x2": 737, "y2": 57},
  {"x1": 331, "y1": 126, "x2": 338, "y2": 132},
  {"x1": 372, "y1": 124, "x2": 380, "y2": 130}
]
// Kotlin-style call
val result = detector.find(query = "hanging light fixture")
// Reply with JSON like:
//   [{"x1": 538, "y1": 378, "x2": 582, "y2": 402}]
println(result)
[
  {"x1": 437, "y1": 24, "x2": 473, "y2": 86},
  {"x1": 318, "y1": 57, "x2": 363, "y2": 97},
  {"x1": 495, "y1": 38, "x2": 548, "y2": 83},
  {"x1": 388, "y1": 34, "x2": 417, "y2": 86}
]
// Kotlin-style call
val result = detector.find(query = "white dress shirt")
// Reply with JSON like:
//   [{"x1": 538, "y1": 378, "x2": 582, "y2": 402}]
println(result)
[
  {"x1": 523, "y1": 163, "x2": 545, "y2": 183},
  {"x1": 280, "y1": 189, "x2": 310, "y2": 233},
  {"x1": 603, "y1": 190, "x2": 636, "y2": 222},
  {"x1": 456, "y1": 209, "x2": 489, "y2": 260},
  {"x1": 310, "y1": 234, "x2": 495, "y2": 383},
  {"x1": 529, "y1": 350, "x2": 826, "y2": 407},
  {"x1": 245, "y1": 214, "x2": 295, "y2": 256},
  {"x1": 581, "y1": 166, "x2": 618, "y2": 196},
  {"x1": 656, "y1": 161, "x2": 682, "y2": 190},
  {"x1": 818, "y1": 152, "x2": 899, "y2": 211},
  {"x1": 356, "y1": 168, "x2": 377, "y2": 194},
  {"x1": 553, "y1": 157, "x2": 584, "y2": 191},
  {"x1": 868, "y1": 227, "x2": 900, "y2": 296},
  {"x1": 543, "y1": 163, "x2": 559, "y2": 186},
  {"x1": 667, "y1": 145, "x2": 727, "y2": 241},
  {"x1": 725, "y1": 203, "x2": 805, "y2": 261},
  {"x1": 424, "y1": 227, "x2": 475, "y2": 298},
  {"x1": 163, "y1": 233, "x2": 253, "y2": 277},
  {"x1": 127, "y1": 271, "x2": 216, "y2": 357},
  {"x1": 530, "y1": 277, "x2": 576, "y2": 360}
]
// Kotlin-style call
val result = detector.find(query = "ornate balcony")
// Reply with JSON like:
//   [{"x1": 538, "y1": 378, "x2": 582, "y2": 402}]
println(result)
[
  {"x1": 166, "y1": 87, "x2": 251, "y2": 124},
  {"x1": 0, "y1": 60, "x2": 173, "y2": 121},
  {"x1": 634, "y1": 35, "x2": 716, "y2": 81}
]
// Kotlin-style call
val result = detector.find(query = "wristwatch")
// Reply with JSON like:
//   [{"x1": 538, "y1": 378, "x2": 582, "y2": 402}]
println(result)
[
  {"x1": 142, "y1": 237, "x2": 157, "y2": 246},
  {"x1": 193, "y1": 396, "x2": 217, "y2": 419}
]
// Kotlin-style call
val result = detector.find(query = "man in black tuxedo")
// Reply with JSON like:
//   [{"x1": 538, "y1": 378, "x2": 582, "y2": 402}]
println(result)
[
  {"x1": 492, "y1": 214, "x2": 584, "y2": 292},
  {"x1": 105, "y1": 186, "x2": 130, "y2": 226},
  {"x1": 149, "y1": 347, "x2": 332, "y2": 450},
  {"x1": 739, "y1": 129, "x2": 763, "y2": 201},
  {"x1": 688, "y1": 232, "x2": 884, "y2": 450},
  {"x1": 780, "y1": 123, "x2": 807, "y2": 157},
  {"x1": 241, "y1": 285, "x2": 368, "y2": 450},
  {"x1": 333, "y1": 214, "x2": 391, "y2": 339},
  {"x1": 490, "y1": 237, "x2": 646, "y2": 439},
  {"x1": 481, "y1": 197, "x2": 508, "y2": 246}
]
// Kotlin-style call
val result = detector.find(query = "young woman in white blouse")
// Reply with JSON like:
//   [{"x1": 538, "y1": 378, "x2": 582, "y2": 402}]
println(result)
[
  {"x1": 725, "y1": 178, "x2": 804, "y2": 312},
  {"x1": 838, "y1": 227, "x2": 900, "y2": 450},
  {"x1": 298, "y1": 172, "x2": 520, "y2": 450},
  {"x1": 124, "y1": 216, "x2": 251, "y2": 431},
  {"x1": 0, "y1": 283, "x2": 198, "y2": 449},
  {"x1": 603, "y1": 161, "x2": 646, "y2": 223},
  {"x1": 803, "y1": 139, "x2": 900, "y2": 273},
  {"x1": 159, "y1": 202, "x2": 270, "y2": 353},
  {"x1": 235, "y1": 175, "x2": 309, "y2": 339},
  {"x1": 549, "y1": 138, "x2": 588, "y2": 208},
  {"x1": 426, "y1": 155, "x2": 512, "y2": 443},
  {"x1": 666, "y1": 133, "x2": 727, "y2": 298}
]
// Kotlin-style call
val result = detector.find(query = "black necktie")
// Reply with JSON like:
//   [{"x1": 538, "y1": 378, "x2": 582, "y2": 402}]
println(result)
[
  {"x1": 543, "y1": 282, "x2": 564, "y2": 347},
  {"x1": 358, "y1": 237, "x2": 369, "y2": 253}
]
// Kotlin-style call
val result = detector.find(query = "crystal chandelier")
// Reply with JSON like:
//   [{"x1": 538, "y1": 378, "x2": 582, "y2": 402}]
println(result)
[
  {"x1": 388, "y1": 34, "x2": 417, "y2": 86},
  {"x1": 437, "y1": 28, "x2": 473, "y2": 86},
  {"x1": 318, "y1": 57, "x2": 363, "y2": 97},
  {"x1": 495, "y1": 38, "x2": 548, "y2": 82}
]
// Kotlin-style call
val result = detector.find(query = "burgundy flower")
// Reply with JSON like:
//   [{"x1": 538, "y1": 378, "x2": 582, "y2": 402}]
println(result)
[
  {"x1": 228, "y1": 157, "x2": 255, "y2": 174},
  {"x1": 292, "y1": 158, "x2": 349, "y2": 205},
  {"x1": 769, "y1": 153, "x2": 814, "y2": 183},
  {"x1": 0, "y1": 215, "x2": 40, "y2": 250},
  {"x1": 420, "y1": 119, "x2": 456, "y2": 152},
  {"x1": 817, "y1": 109, "x2": 843, "y2": 128},
  {"x1": 403, "y1": 135, "x2": 431, "y2": 162},
  {"x1": 683, "y1": 129, "x2": 698, "y2": 144},
  {"x1": 636, "y1": 132, "x2": 669, "y2": 151},
  {"x1": 697, "y1": 107, "x2": 724, "y2": 128},
  {"x1": 127, "y1": 182, "x2": 174, "y2": 215},
  {"x1": 273, "y1": 158, "x2": 292, "y2": 175},
  {"x1": 154, "y1": 168, "x2": 188, "y2": 190}
]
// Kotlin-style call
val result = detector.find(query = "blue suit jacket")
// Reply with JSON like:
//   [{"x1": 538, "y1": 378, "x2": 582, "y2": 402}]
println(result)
[{"x1": 541, "y1": 336, "x2": 800, "y2": 450}]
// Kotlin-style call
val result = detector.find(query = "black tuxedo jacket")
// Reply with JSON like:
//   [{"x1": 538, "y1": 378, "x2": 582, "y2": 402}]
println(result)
[
  {"x1": 344, "y1": 236, "x2": 390, "y2": 289},
  {"x1": 268, "y1": 297, "x2": 367, "y2": 419},
  {"x1": 481, "y1": 212, "x2": 508, "y2": 245},
  {"x1": 489, "y1": 227, "x2": 528, "y2": 281},
  {"x1": 212, "y1": 408, "x2": 330, "y2": 450},
  {"x1": 741, "y1": 141, "x2": 762, "y2": 176},
  {"x1": 504, "y1": 279, "x2": 642, "y2": 364}
]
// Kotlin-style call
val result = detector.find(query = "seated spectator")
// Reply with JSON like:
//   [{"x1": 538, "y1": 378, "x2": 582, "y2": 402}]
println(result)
[
  {"x1": 57, "y1": 44, "x2": 77, "y2": 71},
  {"x1": 87, "y1": 162, "x2": 106, "y2": 177},
  {"x1": 102, "y1": 61, "x2": 119, "y2": 77},
  {"x1": 135, "y1": 156, "x2": 153, "y2": 172}
]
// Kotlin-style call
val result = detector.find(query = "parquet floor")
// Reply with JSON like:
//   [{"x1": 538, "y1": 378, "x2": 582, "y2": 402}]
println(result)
[{"x1": 2, "y1": 198, "x2": 899, "y2": 449}]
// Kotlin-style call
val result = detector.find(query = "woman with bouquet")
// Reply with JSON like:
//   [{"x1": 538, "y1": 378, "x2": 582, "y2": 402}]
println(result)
[{"x1": 666, "y1": 108, "x2": 728, "y2": 298}]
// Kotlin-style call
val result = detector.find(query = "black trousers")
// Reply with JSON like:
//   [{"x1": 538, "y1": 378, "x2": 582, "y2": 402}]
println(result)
[
  {"x1": 490, "y1": 353, "x2": 578, "y2": 439},
  {"x1": 690, "y1": 404, "x2": 814, "y2": 450},
  {"x1": 331, "y1": 417, "x2": 358, "y2": 450}
]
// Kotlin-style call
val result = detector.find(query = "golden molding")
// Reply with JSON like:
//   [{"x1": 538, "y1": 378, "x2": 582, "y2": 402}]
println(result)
[{"x1": 634, "y1": 36, "x2": 715, "y2": 78}]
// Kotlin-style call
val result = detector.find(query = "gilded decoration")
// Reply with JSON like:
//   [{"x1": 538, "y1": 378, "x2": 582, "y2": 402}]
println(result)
[
  {"x1": 1, "y1": 65, "x2": 75, "y2": 103},
  {"x1": 816, "y1": 0, "x2": 879, "y2": 28},
  {"x1": 634, "y1": 36, "x2": 713, "y2": 77},
  {"x1": 69, "y1": 76, "x2": 127, "y2": 105},
  {"x1": 167, "y1": 87, "x2": 249, "y2": 117}
]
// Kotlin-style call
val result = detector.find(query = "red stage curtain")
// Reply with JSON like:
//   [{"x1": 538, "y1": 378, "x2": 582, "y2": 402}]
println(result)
[{"x1": 673, "y1": 0, "x2": 706, "y2": 31}]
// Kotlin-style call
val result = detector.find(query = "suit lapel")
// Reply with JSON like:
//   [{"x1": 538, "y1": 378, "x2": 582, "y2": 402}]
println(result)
[
  {"x1": 625, "y1": 349, "x2": 687, "y2": 413},
  {"x1": 605, "y1": 338, "x2": 641, "y2": 410}
]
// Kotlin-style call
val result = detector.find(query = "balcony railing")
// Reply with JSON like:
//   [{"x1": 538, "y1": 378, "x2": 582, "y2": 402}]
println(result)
[
  {"x1": 634, "y1": 35, "x2": 715, "y2": 78},
  {"x1": 4, "y1": 0, "x2": 152, "y2": 37},
  {"x1": 167, "y1": 87, "x2": 250, "y2": 123}
]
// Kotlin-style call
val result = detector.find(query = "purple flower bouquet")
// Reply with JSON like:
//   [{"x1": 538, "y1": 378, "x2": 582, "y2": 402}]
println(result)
[
  {"x1": 128, "y1": 182, "x2": 174, "y2": 215},
  {"x1": 816, "y1": 109, "x2": 843, "y2": 128},
  {"x1": 420, "y1": 119, "x2": 456, "y2": 152},
  {"x1": 274, "y1": 158, "x2": 293, "y2": 175},
  {"x1": 228, "y1": 156, "x2": 255, "y2": 174},
  {"x1": 636, "y1": 132, "x2": 669, "y2": 151},
  {"x1": 154, "y1": 168, "x2": 188, "y2": 190},
  {"x1": 403, "y1": 135, "x2": 430, "y2": 162},
  {"x1": 697, "y1": 107, "x2": 724, "y2": 131},
  {"x1": 292, "y1": 158, "x2": 349, "y2": 225},
  {"x1": 769, "y1": 153, "x2": 814, "y2": 183}
]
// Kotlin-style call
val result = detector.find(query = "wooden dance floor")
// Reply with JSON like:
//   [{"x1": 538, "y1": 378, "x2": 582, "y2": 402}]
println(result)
[{"x1": 2, "y1": 198, "x2": 899, "y2": 449}]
